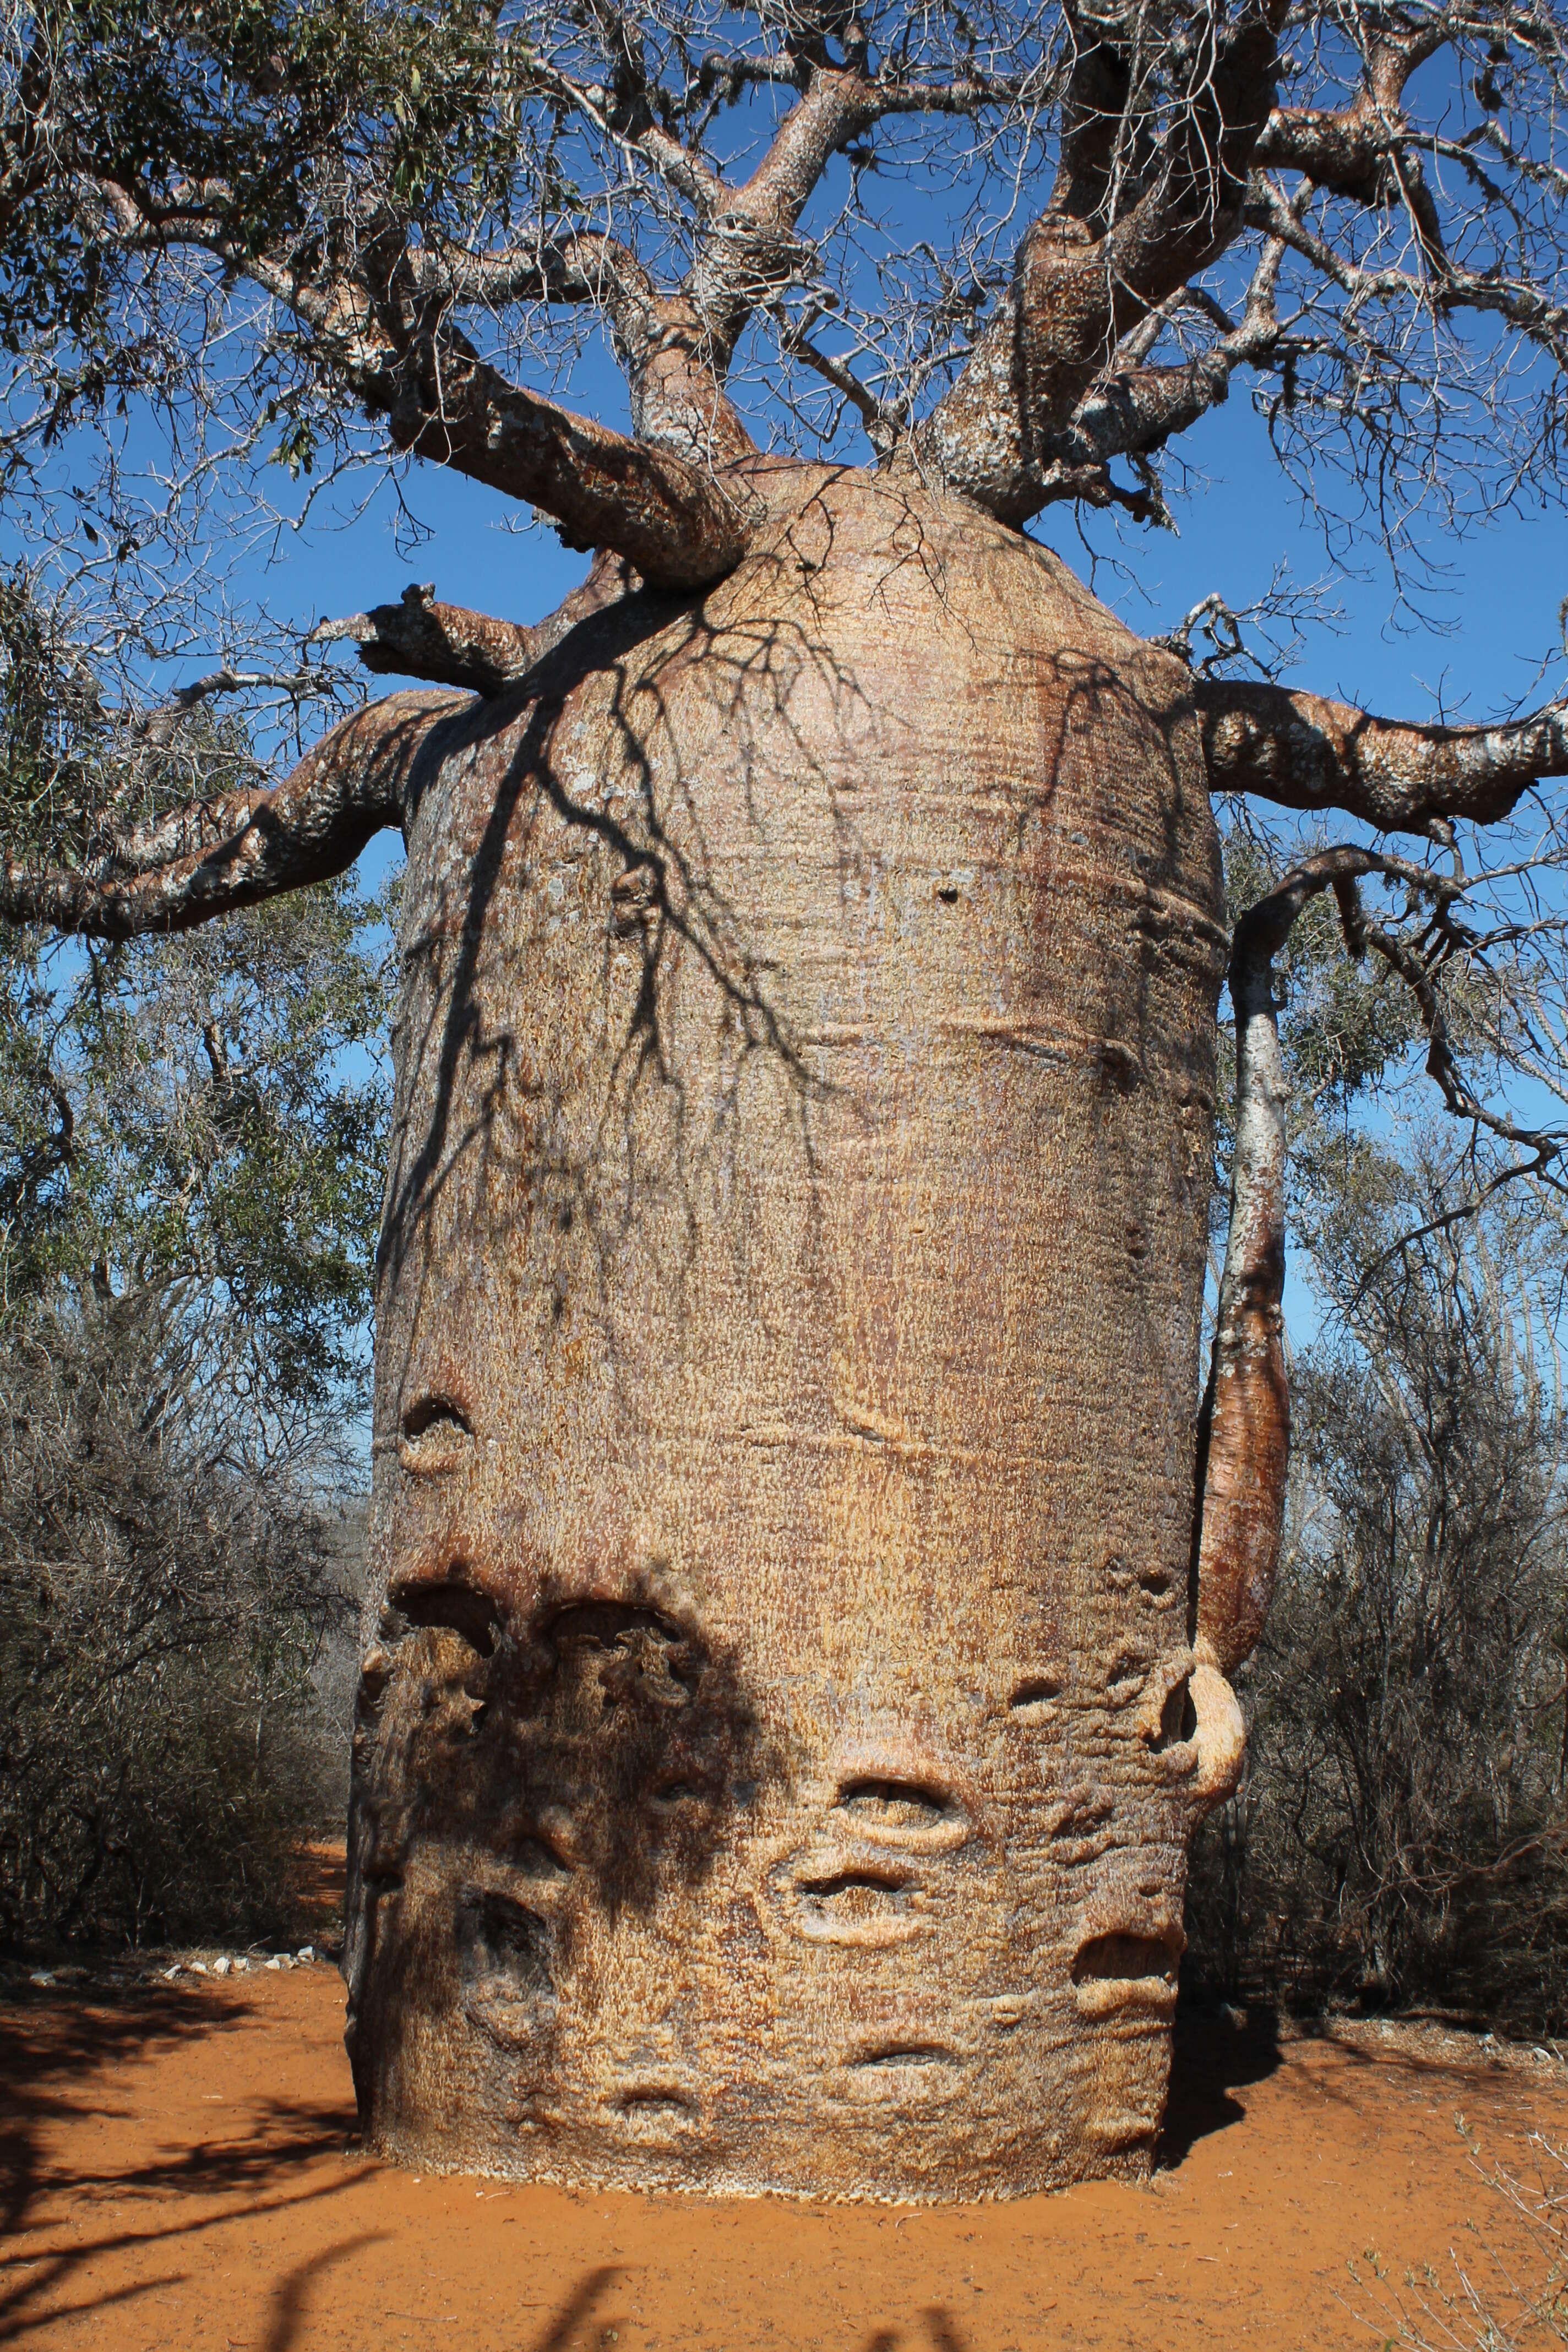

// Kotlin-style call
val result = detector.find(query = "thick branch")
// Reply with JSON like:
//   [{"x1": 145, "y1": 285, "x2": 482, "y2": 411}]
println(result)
[
  {"x1": 1195, "y1": 680, "x2": 1568, "y2": 829},
  {"x1": 92, "y1": 181, "x2": 756, "y2": 588},
  {"x1": 371, "y1": 345, "x2": 756, "y2": 589},
  {"x1": 684, "y1": 62, "x2": 1028, "y2": 379},
  {"x1": 312, "y1": 554, "x2": 643, "y2": 697},
  {"x1": 313, "y1": 587, "x2": 548, "y2": 697},
  {"x1": 0, "y1": 694, "x2": 459, "y2": 940},
  {"x1": 916, "y1": 1, "x2": 1289, "y2": 519},
  {"x1": 1037, "y1": 246, "x2": 1284, "y2": 494}
]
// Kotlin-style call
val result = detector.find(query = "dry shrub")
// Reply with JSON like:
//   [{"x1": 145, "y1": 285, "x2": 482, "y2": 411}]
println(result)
[
  {"x1": 1187, "y1": 1162, "x2": 1568, "y2": 2032},
  {"x1": 0, "y1": 1289, "x2": 356, "y2": 1954}
]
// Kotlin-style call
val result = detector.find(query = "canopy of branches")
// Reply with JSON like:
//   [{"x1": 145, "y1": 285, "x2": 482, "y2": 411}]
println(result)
[{"x1": 6, "y1": 0, "x2": 1568, "y2": 584}]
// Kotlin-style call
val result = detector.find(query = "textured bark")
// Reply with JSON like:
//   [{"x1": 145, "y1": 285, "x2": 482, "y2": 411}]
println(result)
[
  {"x1": 342, "y1": 464, "x2": 1238, "y2": 2201},
  {"x1": 1195, "y1": 679, "x2": 1568, "y2": 829},
  {"x1": 0, "y1": 693, "x2": 456, "y2": 938}
]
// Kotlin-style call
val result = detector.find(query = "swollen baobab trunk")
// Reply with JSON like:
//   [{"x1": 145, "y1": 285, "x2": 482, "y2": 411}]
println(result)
[
  {"x1": 340, "y1": 466, "x2": 1250, "y2": 2199},
  {"x1": 7, "y1": 455, "x2": 1555, "y2": 2198}
]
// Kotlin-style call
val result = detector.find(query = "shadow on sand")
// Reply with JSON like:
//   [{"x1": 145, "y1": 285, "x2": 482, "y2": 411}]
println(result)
[
  {"x1": 0, "y1": 1978, "x2": 363, "y2": 2346},
  {"x1": 1158, "y1": 1996, "x2": 1284, "y2": 2168}
]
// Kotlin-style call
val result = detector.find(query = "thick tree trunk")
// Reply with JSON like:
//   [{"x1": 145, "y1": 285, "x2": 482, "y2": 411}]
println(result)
[{"x1": 343, "y1": 464, "x2": 1242, "y2": 2200}]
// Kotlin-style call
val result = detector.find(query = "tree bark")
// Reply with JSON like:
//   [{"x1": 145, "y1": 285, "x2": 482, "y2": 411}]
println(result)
[
  {"x1": 0, "y1": 693, "x2": 459, "y2": 938},
  {"x1": 1195, "y1": 679, "x2": 1568, "y2": 828},
  {"x1": 342, "y1": 468, "x2": 1232, "y2": 2200}
]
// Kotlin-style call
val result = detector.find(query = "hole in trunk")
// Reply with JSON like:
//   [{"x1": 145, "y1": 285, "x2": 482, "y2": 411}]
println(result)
[
  {"x1": 799, "y1": 1868, "x2": 908, "y2": 1902},
  {"x1": 616, "y1": 2087, "x2": 692, "y2": 2114},
  {"x1": 401, "y1": 1395, "x2": 473, "y2": 1442},
  {"x1": 394, "y1": 1579, "x2": 501, "y2": 1659},
  {"x1": 1072, "y1": 1931, "x2": 1180, "y2": 1986},
  {"x1": 1152, "y1": 1673, "x2": 1197, "y2": 1749},
  {"x1": 455, "y1": 1889, "x2": 552, "y2": 1997}
]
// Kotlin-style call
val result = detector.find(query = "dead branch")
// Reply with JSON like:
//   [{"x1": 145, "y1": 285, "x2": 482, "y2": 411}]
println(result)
[
  {"x1": 1193, "y1": 863, "x2": 1294, "y2": 1684},
  {"x1": 130, "y1": 666, "x2": 334, "y2": 747}
]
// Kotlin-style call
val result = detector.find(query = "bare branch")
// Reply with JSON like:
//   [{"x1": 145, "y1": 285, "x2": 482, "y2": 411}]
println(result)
[
  {"x1": 1195, "y1": 681, "x2": 1568, "y2": 830},
  {"x1": 90, "y1": 178, "x2": 758, "y2": 584},
  {"x1": 311, "y1": 555, "x2": 643, "y2": 696},
  {"x1": 130, "y1": 666, "x2": 333, "y2": 747},
  {"x1": 1338, "y1": 869, "x2": 1566, "y2": 1181},
  {"x1": 0, "y1": 694, "x2": 460, "y2": 940}
]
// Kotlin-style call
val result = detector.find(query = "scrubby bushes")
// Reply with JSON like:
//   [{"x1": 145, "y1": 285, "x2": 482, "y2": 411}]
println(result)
[
  {"x1": 0, "y1": 1295, "x2": 355, "y2": 1947},
  {"x1": 0, "y1": 617, "x2": 389, "y2": 1949},
  {"x1": 1187, "y1": 1153, "x2": 1568, "y2": 2031}
]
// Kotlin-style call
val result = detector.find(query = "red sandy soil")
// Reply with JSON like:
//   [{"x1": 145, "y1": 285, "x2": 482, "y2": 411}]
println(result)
[{"x1": 7, "y1": 1967, "x2": 1568, "y2": 2352}]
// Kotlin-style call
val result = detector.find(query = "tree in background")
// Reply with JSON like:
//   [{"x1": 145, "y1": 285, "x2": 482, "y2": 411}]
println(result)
[
  {"x1": 1189, "y1": 847, "x2": 1568, "y2": 2025},
  {"x1": 0, "y1": 0, "x2": 1567, "y2": 2195},
  {"x1": 0, "y1": 586, "x2": 391, "y2": 1947}
]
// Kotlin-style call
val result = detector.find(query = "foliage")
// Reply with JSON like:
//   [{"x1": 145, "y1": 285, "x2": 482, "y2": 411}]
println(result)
[
  {"x1": 0, "y1": 600, "x2": 393, "y2": 1950},
  {"x1": 1189, "y1": 839, "x2": 1568, "y2": 2029}
]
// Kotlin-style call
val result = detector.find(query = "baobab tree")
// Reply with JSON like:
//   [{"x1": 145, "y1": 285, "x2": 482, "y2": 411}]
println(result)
[{"x1": 2, "y1": 0, "x2": 1567, "y2": 2200}]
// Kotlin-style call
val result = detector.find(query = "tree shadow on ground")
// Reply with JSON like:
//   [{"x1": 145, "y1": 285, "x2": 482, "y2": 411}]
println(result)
[
  {"x1": 1158, "y1": 1997, "x2": 1283, "y2": 2168},
  {"x1": 521, "y1": 2266, "x2": 975, "y2": 2352},
  {"x1": 0, "y1": 1979, "x2": 364, "y2": 2345}
]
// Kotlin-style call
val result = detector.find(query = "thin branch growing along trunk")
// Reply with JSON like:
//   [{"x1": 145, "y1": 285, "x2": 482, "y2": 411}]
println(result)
[{"x1": 1194, "y1": 843, "x2": 1509, "y2": 1678}]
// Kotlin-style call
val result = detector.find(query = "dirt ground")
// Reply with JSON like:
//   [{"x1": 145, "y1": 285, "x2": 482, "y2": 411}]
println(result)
[{"x1": 7, "y1": 1962, "x2": 1568, "y2": 2352}]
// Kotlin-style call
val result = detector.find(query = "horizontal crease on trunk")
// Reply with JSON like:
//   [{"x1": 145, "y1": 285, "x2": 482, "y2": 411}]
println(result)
[
  {"x1": 797, "y1": 1868, "x2": 910, "y2": 1899},
  {"x1": 835, "y1": 1777, "x2": 955, "y2": 1825},
  {"x1": 854, "y1": 2045, "x2": 959, "y2": 2068},
  {"x1": 1071, "y1": 1932, "x2": 1180, "y2": 1985}
]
